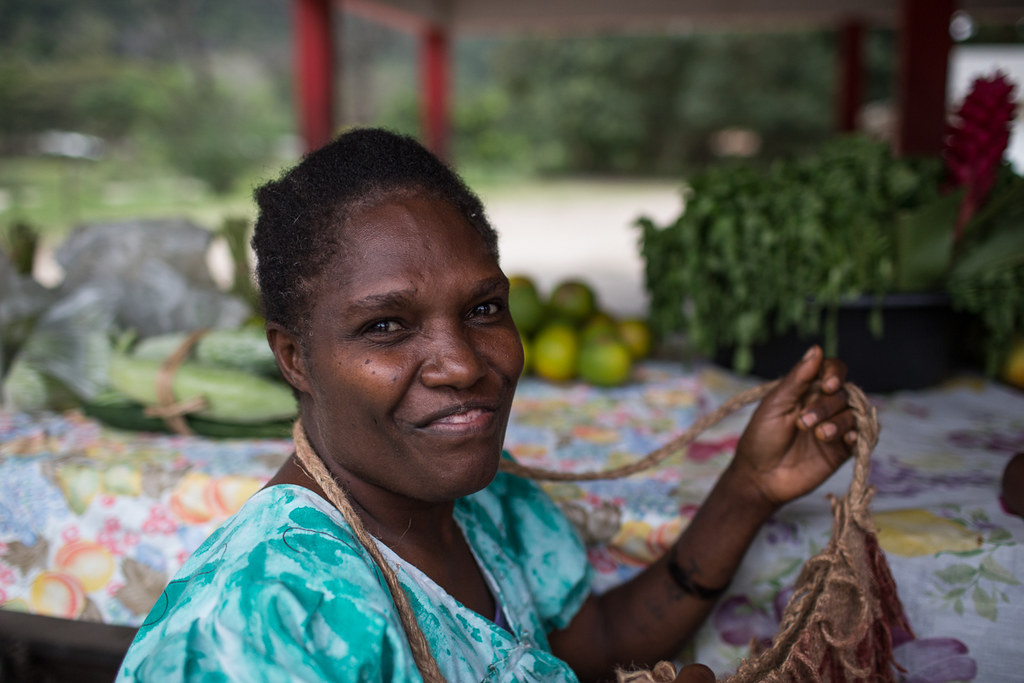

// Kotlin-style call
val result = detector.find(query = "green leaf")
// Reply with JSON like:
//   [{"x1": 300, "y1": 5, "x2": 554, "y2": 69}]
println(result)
[
  {"x1": 979, "y1": 555, "x2": 1022, "y2": 585},
  {"x1": 951, "y1": 224, "x2": 1024, "y2": 278},
  {"x1": 935, "y1": 563, "x2": 978, "y2": 585},
  {"x1": 891, "y1": 189, "x2": 961, "y2": 292},
  {"x1": 972, "y1": 585, "x2": 998, "y2": 621},
  {"x1": 963, "y1": 173, "x2": 1024, "y2": 235},
  {"x1": 954, "y1": 597, "x2": 964, "y2": 615}
]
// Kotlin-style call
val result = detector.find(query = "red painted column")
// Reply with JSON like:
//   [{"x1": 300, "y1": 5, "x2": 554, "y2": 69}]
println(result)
[
  {"x1": 294, "y1": 0, "x2": 335, "y2": 153},
  {"x1": 836, "y1": 19, "x2": 864, "y2": 133},
  {"x1": 421, "y1": 24, "x2": 450, "y2": 161},
  {"x1": 895, "y1": 0, "x2": 955, "y2": 156}
]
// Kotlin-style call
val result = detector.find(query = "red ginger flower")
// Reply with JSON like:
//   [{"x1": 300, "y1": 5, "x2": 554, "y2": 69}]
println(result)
[{"x1": 944, "y1": 71, "x2": 1018, "y2": 241}]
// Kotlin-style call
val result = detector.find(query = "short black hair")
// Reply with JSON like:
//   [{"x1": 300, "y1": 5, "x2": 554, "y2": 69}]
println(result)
[{"x1": 251, "y1": 127, "x2": 498, "y2": 335}]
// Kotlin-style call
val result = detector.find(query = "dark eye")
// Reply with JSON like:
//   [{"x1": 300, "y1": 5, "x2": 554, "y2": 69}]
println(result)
[
  {"x1": 365, "y1": 319, "x2": 403, "y2": 335},
  {"x1": 469, "y1": 301, "x2": 502, "y2": 318}
]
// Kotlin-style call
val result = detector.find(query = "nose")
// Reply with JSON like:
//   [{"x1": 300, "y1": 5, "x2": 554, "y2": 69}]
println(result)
[{"x1": 420, "y1": 324, "x2": 488, "y2": 389}]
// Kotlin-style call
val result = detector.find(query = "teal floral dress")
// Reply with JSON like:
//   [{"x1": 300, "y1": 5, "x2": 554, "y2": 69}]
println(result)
[{"x1": 117, "y1": 463, "x2": 593, "y2": 682}]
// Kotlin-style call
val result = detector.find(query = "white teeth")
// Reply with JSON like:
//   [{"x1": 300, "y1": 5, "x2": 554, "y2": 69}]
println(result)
[{"x1": 438, "y1": 409, "x2": 483, "y2": 424}]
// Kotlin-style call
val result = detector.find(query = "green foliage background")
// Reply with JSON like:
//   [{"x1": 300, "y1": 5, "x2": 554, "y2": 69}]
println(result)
[{"x1": 1, "y1": 0, "x2": 909, "y2": 237}]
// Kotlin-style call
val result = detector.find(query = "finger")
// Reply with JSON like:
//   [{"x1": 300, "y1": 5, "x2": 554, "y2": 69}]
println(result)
[
  {"x1": 767, "y1": 345, "x2": 824, "y2": 411},
  {"x1": 798, "y1": 389, "x2": 850, "y2": 431},
  {"x1": 674, "y1": 663, "x2": 716, "y2": 683},
  {"x1": 818, "y1": 357, "x2": 848, "y2": 394},
  {"x1": 813, "y1": 407, "x2": 856, "y2": 443}
]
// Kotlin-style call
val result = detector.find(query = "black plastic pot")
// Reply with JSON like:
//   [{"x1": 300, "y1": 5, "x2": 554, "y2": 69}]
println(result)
[{"x1": 713, "y1": 292, "x2": 956, "y2": 393}]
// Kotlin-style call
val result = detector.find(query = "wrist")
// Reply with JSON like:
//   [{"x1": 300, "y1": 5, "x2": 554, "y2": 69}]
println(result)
[
  {"x1": 666, "y1": 552, "x2": 730, "y2": 600},
  {"x1": 717, "y1": 460, "x2": 780, "y2": 522}
]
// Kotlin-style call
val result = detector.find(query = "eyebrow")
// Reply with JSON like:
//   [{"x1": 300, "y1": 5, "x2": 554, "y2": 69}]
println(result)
[
  {"x1": 348, "y1": 275, "x2": 508, "y2": 313},
  {"x1": 348, "y1": 289, "x2": 414, "y2": 313}
]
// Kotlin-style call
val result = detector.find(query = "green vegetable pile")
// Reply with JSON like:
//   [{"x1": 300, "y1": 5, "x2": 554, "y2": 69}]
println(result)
[
  {"x1": 94, "y1": 327, "x2": 296, "y2": 438},
  {"x1": 1, "y1": 216, "x2": 298, "y2": 438},
  {"x1": 5, "y1": 322, "x2": 297, "y2": 439},
  {"x1": 637, "y1": 136, "x2": 945, "y2": 372}
]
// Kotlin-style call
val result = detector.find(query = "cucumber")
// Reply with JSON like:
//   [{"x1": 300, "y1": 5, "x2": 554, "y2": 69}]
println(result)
[
  {"x1": 132, "y1": 328, "x2": 280, "y2": 378},
  {"x1": 82, "y1": 389, "x2": 170, "y2": 433},
  {"x1": 187, "y1": 416, "x2": 294, "y2": 439},
  {"x1": 195, "y1": 328, "x2": 279, "y2": 378},
  {"x1": 108, "y1": 355, "x2": 297, "y2": 425},
  {"x1": 84, "y1": 389, "x2": 294, "y2": 438}
]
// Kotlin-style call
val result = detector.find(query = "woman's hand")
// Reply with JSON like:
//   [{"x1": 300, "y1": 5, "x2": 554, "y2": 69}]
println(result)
[{"x1": 727, "y1": 345, "x2": 856, "y2": 510}]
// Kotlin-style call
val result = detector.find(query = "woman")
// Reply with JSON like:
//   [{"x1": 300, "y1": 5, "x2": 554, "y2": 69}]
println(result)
[{"x1": 118, "y1": 128, "x2": 858, "y2": 682}]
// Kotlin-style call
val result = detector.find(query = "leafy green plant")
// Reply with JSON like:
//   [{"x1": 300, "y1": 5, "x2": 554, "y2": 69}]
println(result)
[
  {"x1": 638, "y1": 73, "x2": 1023, "y2": 377},
  {"x1": 637, "y1": 136, "x2": 944, "y2": 371}
]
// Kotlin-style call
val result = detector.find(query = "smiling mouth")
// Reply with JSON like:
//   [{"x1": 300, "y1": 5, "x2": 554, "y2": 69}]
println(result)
[{"x1": 417, "y1": 404, "x2": 498, "y2": 433}]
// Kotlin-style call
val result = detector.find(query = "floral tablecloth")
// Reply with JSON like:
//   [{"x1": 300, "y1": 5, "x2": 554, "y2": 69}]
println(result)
[{"x1": 2, "y1": 361, "x2": 1023, "y2": 680}]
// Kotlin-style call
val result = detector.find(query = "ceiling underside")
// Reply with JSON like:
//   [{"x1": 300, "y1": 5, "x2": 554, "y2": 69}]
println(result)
[{"x1": 340, "y1": 0, "x2": 1024, "y2": 34}]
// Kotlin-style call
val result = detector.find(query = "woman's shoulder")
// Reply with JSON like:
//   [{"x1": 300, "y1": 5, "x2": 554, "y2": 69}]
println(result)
[
  {"x1": 136, "y1": 485, "x2": 397, "y2": 639},
  {"x1": 119, "y1": 485, "x2": 408, "y2": 681},
  {"x1": 178, "y1": 484, "x2": 381, "y2": 593}
]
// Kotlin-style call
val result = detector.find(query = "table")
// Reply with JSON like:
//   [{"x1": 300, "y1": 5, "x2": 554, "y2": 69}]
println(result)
[{"x1": 2, "y1": 361, "x2": 1023, "y2": 680}]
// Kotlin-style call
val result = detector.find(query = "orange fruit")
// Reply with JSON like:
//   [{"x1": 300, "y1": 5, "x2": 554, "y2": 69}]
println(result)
[
  {"x1": 578, "y1": 337, "x2": 633, "y2": 387},
  {"x1": 548, "y1": 279, "x2": 597, "y2": 325},
  {"x1": 532, "y1": 323, "x2": 580, "y2": 382}
]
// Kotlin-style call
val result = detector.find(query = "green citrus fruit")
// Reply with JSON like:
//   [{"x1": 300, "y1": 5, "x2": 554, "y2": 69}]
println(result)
[
  {"x1": 548, "y1": 279, "x2": 597, "y2": 325},
  {"x1": 532, "y1": 323, "x2": 580, "y2": 382},
  {"x1": 580, "y1": 311, "x2": 620, "y2": 344},
  {"x1": 508, "y1": 275, "x2": 546, "y2": 335},
  {"x1": 520, "y1": 333, "x2": 532, "y2": 376},
  {"x1": 578, "y1": 337, "x2": 633, "y2": 387},
  {"x1": 617, "y1": 318, "x2": 653, "y2": 359}
]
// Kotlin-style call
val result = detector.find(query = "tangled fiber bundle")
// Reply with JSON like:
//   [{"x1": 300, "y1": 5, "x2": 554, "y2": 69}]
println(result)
[
  {"x1": 718, "y1": 383, "x2": 910, "y2": 682},
  {"x1": 294, "y1": 379, "x2": 908, "y2": 682}
]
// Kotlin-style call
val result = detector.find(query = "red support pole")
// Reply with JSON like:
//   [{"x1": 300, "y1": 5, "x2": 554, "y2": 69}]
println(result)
[
  {"x1": 895, "y1": 0, "x2": 955, "y2": 156},
  {"x1": 294, "y1": 0, "x2": 335, "y2": 153},
  {"x1": 421, "y1": 24, "x2": 450, "y2": 161},
  {"x1": 836, "y1": 19, "x2": 864, "y2": 133}
]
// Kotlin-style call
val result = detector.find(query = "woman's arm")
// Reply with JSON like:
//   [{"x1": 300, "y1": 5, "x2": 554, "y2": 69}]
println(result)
[{"x1": 548, "y1": 346, "x2": 856, "y2": 682}]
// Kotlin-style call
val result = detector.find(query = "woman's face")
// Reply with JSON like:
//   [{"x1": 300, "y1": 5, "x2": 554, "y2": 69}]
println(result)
[{"x1": 295, "y1": 195, "x2": 523, "y2": 505}]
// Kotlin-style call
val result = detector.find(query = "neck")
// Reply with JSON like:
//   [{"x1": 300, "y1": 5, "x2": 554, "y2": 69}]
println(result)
[{"x1": 281, "y1": 419, "x2": 463, "y2": 557}]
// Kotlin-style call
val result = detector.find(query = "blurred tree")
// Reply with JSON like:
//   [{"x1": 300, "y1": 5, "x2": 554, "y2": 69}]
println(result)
[
  {"x1": 486, "y1": 31, "x2": 882, "y2": 175},
  {"x1": 1, "y1": 1, "x2": 902, "y2": 179},
  {"x1": 0, "y1": 0, "x2": 292, "y2": 191}
]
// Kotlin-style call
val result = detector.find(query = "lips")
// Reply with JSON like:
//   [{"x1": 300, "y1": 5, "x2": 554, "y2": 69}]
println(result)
[{"x1": 415, "y1": 402, "x2": 499, "y2": 432}]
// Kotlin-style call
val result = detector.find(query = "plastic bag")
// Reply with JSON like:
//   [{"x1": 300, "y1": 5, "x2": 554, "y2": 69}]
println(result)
[{"x1": 55, "y1": 217, "x2": 251, "y2": 337}]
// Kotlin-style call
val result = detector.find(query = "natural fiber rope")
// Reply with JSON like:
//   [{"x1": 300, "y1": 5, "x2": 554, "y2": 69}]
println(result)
[
  {"x1": 292, "y1": 420, "x2": 447, "y2": 683},
  {"x1": 291, "y1": 380, "x2": 879, "y2": 682},
  {"x1": 498, "y1": 380, "x2": 779, "y2": 482},
  {"x1": 143, "y1": 328, "x2": 210, "y2": 435}
]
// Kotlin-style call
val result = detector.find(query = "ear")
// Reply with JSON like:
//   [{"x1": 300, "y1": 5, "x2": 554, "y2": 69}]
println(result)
[{"x1": 266, "y1": 322, "x2": 312, "y2": 395}]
